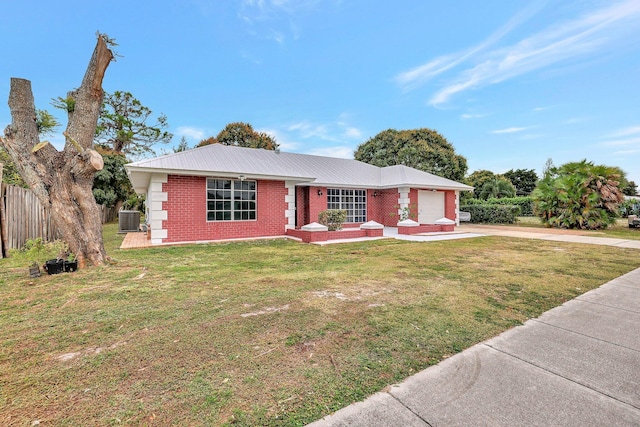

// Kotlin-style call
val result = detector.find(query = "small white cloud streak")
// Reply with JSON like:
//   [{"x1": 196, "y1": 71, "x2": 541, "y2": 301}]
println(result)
[
  {"x1": 344, "y1": 127, "x2": 362, "y2": 139},
  {"x1": 306, "y1": 146, "x2": 354, "y2": 159},
  {"x1": 613, "y1": 149, "x2": 639, "y2": 155},
  {"x1": 175, "y1": 126, "x2": 205, "y2": 140},
  {"x1": 259, "y1": 127, "x2": 301, "y2": 150},
  {"x1": 491, "y1": 127, "x2": 529, "y2": 134},
  {"x1": 602, "y1": 137, "x2": 640, "y2": 147},
  {"x1": 461, "y1": 113, "x2": 487, "y2": 120},
  {"x1": 608, "y1": 126, "x2": 640, "y2": 138}
]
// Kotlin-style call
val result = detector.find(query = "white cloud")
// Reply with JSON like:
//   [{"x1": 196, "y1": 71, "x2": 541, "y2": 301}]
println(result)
[
  {"x1": 602, "y1": 137, "x2": 640, "y2": 147},
  {"x1": 607, "y1": 125, "x2": 640, "y2": 138},
  {"x1": 258, "y1": 127, "x2": 300, "y2": 150},
  {"x1": 395, "y1": 1, "x2": 549, "y2": 91},
  {"x1": 601, "y1": 126, "x2": 640, "y2": 148},
  {"x1": 175, "y1": 126, "x2": 205, "y2": 141},
  {"x1": 288, "y1": 121, "x2": 333, "y2": 140},
  {"x1": 613, "y1": 149, "x2": 640, "y2": 155},
  {"x1": 344, "y1": 127, "x2": 362, "y2": 139},
  {"x1": 461, "y1": 113, "x2": 487, "y2": 120},
  {"x1": 396, "y1": 1, "x2": 640, "y2": 106},
  {"x1": 239, "y1": 0, "x2": 325, "y2": 43},
  {"x1": 491, "y1": 127, "x2": 529, "y2": 134},
  {"x1": 306, "y1": 146, "x2": 354, "y2": 159}
]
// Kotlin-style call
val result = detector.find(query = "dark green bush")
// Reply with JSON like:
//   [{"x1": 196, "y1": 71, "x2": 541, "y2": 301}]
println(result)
[
  {"x1": 318, "y1": 209, "x2": 347, "y2": 231},
  {"x1": 460, "y1": 204, "x2": 519, "y2": 224},
  {"x1": 463, "y1": 196, "x2": 534, "y2": 216}
]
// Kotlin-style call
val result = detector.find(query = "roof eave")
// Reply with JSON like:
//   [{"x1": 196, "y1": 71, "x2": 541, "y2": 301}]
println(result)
[{"x1": 125, "y1": 165, "x2": 315, "y2": 191}]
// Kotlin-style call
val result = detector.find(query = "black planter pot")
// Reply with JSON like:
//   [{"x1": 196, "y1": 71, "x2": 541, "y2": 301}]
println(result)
[
  {"x1": 44, "y1": 259, "x2": 64, "y2": 275},
  {"x1": 64, "y1": 260, "x2": 78, "y2": 273}
]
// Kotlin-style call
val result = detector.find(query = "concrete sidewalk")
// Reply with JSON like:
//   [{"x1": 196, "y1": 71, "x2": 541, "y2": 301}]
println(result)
[{"x1": 307, "y1": 267, "x2": 640, "y2": 426}]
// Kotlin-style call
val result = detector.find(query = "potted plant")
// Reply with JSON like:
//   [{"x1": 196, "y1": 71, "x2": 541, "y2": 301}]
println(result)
[
  {"x1": 44, "y1": 258, "x2": 64, "y2": 275},
  {"x1": 64, "y1": 253, "x2": 78, "y2": 272}
]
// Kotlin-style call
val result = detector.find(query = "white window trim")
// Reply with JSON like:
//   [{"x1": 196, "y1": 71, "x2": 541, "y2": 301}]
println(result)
[
  {"x1": 327, "y1": 188, "x2": 367, "y2": 223},
  {"x1": 206, "y1": 178, "x2": 257, "y2": 222}
]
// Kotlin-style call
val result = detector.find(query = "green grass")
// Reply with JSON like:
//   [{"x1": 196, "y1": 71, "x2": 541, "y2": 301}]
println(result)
[
  {"x1": 1, "y1": 222, "x2": 639, "y2": 426},
  {"x1": 506, "y1": 216, "x2": 640, "y2": 240}
]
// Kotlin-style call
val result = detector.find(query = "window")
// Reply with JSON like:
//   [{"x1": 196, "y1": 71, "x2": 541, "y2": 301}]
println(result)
[
  {"x1": 207, "y1": 179, "x2": 256, "y2": 221},
  {"x1": 327, "y1": 188, "x2": 367, "y2": 222}
]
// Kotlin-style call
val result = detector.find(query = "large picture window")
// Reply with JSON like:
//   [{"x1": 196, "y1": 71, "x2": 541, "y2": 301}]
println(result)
[
  {"x1": 327, "y1": 188, "x2": 367, "y2": 223},
  {"x1": 207, "y1": 179, "x2": 256, "y2": 221}
]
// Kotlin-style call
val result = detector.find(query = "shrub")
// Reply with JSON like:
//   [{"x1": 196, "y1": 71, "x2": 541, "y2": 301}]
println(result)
[
  {"x1": 460, "y1": 204, "x2": 519, "y2": 224},
  {"x1": 318, "y1": 209, "x2": 347, "y2": 231},
  {"x1": 463, "y1": 197, "x2": 534, "y2": 216},
  {"x1": 9, "y1": 238, "x2": 68, "y2": 265}
]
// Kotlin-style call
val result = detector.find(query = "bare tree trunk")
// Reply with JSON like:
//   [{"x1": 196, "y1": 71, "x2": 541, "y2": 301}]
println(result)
[{"x1": 1, "y1": 35, "x2": 114, "y2": 267}]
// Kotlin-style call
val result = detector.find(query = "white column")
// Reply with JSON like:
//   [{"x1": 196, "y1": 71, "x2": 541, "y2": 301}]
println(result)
[
  {"x1": 397, "y1": 186, "x2": 410, "y2": 217},
  {"x1": 455, "y1": 190, "x2": 460, "y2": 226},
  {"x1": 284, "y1": 181, "x2": 296, "y2": 230},
  {"x1": 149, "y1": 173, "x2": 168, "y2": 244}
]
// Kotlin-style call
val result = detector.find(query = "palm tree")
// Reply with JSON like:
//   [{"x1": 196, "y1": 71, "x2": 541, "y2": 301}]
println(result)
[
  {"x1": 532, "y1": 160, "x2": 624, "y2": 229},
  {"x1": 479, "y1": 177, "x2": 516, "y2": 200}
]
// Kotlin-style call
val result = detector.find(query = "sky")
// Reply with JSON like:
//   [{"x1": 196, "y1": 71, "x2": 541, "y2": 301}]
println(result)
[{"x1": 1, "y1": 0, "x2": 640, "y2": 185}]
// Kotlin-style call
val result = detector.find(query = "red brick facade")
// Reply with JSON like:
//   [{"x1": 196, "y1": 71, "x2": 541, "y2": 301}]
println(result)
[
  {"x1": 160, "y1": 175, "x2": 458, "y2": 243},
  {"x1": 162, "y1": 175, "x2": 288, "y2": 243}
]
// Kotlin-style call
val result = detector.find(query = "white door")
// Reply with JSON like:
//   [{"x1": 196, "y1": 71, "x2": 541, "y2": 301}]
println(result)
[{"x1": 418, "y1": 190, "x2": 444, "y2": 224}]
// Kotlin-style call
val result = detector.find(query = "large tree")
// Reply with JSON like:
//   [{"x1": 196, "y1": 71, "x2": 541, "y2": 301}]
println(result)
[
  {"x1": 503, "y1": 168, "x2": 538, "y2": 196},
  {"x1": 532, "y1": 160, "x2": 624, "y2": 229},
  {"x1": 1, "y1": 34, "x2": 114, "y2": 266},
  {"x1": 197, "y1": 122, "x2": 278, "y2": 150},
  {"x1": 354, "y1": 128, "x2": 467, "y2": 182},
  {"x1": 93, "y1": 90, "x2": 173, "y2": 156}
]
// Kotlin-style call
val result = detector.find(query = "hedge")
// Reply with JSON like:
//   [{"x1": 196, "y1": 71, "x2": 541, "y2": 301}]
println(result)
[
  {"x1": 463, "y1": 196, "x2": 534, "y2": 216},
  {"x1": 460, "y1": 204, "x2": 519, "y2": 224}
]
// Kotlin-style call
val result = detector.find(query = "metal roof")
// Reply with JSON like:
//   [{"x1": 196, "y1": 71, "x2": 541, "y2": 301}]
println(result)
[{"x1": 125, "y1": 144, "x2": 473, "y2": 192}]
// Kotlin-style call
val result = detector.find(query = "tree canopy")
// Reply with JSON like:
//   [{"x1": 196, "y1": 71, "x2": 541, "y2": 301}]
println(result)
[
  {"x1": 503, "y1": 168, "x2": 538, "y2": 196},
  {"x1": 92, "y1": 149, "x2": 133, "y2": 208},
  {"x1": 354, "y1": 128, "x2": 468, "y2": 182},
  {"x1": 478, "y1": 177, "x2": 516, "y2": 200},
  {"x1": 92, "y1": 90, "x2": 173, "y2": 156},
  {"x1": 197, "y1": 122, "x2": 278, "y2": 150},
  {"x1": 532, "y1": 159, "x2": 625, "y2": 230},
  {"x1": 464, "y1": 170, "x2": 496, "y2": 199}
]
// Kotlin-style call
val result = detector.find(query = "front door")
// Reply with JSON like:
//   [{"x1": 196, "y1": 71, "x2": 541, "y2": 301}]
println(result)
[{"x1": 418, "y1": 190, "x2": 444, "y2": 224}]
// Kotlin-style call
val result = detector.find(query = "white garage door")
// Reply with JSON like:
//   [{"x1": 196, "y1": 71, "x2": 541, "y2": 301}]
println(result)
[{"x1": 418, "y1": 190, "x2": 444, "y2": 224}]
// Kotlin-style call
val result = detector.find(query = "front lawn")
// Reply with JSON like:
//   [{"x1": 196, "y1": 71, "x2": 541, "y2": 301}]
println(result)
[{"x1": 1, "y1": 223, "x2": 638, "y2": 426}]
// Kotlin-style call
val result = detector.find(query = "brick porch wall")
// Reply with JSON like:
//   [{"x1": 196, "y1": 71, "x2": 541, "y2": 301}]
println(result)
[{"x1": 162, "y1": 175, "x2": 288, "y2": 243}]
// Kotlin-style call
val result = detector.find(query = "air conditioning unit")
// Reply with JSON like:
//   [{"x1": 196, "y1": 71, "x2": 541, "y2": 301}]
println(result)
[{"x1": 118, "y1": 210, "x2": 141, "y2": 233}]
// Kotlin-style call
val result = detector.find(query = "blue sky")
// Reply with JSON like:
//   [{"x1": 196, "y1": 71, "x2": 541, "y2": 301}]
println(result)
[{"x1": 2, "y1": 0, "x2": 640, "y2": 185}]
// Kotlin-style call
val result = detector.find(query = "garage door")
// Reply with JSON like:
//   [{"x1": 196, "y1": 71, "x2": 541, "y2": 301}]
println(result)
[{"x1": 418, "y1": 190, "x2": 444, "y2": 224}]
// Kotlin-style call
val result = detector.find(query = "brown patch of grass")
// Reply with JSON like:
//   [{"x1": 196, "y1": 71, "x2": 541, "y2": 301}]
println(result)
[{"x1": 1, "y1": 223, "x2": 639, "y2": 425}]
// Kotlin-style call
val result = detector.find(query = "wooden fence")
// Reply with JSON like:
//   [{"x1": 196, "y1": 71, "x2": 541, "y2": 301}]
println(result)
[{"x1": 0, "y1": 183, "x2": 119, "y2": 258}]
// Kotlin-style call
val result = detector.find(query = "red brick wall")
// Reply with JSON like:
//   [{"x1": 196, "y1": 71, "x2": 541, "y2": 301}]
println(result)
[
  {"x1": 408, "y1": 189, "x2": 420, "y2": 221},
  {"x1": 295, "y1": 186, "x2": 307, "y2": 227},
  {"x1": 162, "y1": 175, "x2": 287, "y2": 243},
  {"x1": 375, "y1": 190, "x2": 399, "y2": 226},
  {"x1": 307, "y1": 187, "x2": 327, "y2": 225},
  {"x1": 444, "y1": 190, "x2": 456, "y2": 221}
]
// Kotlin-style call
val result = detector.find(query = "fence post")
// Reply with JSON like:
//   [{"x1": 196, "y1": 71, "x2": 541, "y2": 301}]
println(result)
[{"x1": 0, "y1": 163, "x2": 4, "y2": 258}]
